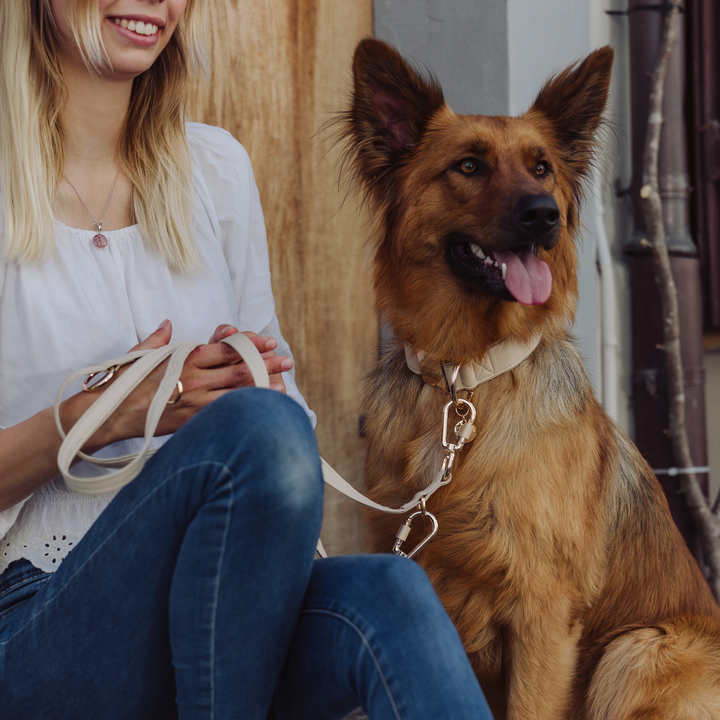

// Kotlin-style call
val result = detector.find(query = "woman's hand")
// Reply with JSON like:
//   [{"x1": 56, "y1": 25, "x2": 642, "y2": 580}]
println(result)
[
  {"x1": 207, "y1": 323, "x2": 291, "y2": 394},
  {"x1": 92, "y1": 320, "x2": 292, "y2": 447},
  {"x1": 0, "y1": 319, "x2": 295, "y2": 510}
]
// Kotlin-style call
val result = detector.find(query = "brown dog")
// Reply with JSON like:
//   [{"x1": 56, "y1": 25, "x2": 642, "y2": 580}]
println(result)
[{"x1": 342, "y1": 38, "x2": 720, "y2": 720}]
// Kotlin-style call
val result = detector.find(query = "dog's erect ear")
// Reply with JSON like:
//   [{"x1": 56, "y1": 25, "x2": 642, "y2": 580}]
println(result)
[
  {"x1": 347, "y1": 38, "x2": 445, "y2": 184},
  {"x1": 528, "y1": 47, "x2": 614, "y2": 173}
]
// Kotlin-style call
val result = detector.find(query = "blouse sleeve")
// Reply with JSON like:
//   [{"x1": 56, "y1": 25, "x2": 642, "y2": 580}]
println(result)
[
  {"x1": 187, "y1": 124, "x2": 316, "y2": 427},
  {"x1": 0, "y1": 200, "x2": 29, "y2": 539}
]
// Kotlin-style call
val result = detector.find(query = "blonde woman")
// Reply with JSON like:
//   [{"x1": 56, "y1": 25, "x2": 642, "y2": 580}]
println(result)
[{"x1": 0, "y1": 2, "x2": 493, "y2": 719}]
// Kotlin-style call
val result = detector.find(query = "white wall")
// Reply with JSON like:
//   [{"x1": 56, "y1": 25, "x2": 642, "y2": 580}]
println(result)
[
  {"x1": 588, "y1": 0, "x2": 635, "y2": 433},
  {"x1": 374, "y1": 0, "x2": 509, "y2": 116},
  {"x1": 507, "y1": 0, "x2": 591, "y2": 116}
]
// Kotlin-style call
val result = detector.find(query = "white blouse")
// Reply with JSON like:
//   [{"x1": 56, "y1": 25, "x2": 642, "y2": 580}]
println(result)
[{"x1": 0, "y1": 123, "x2": 314, "y2": 574}]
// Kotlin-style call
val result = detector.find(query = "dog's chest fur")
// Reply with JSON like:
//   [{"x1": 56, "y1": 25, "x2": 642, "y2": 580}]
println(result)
[{"x1": 362, "y1": 338, "x2": 610, "y2": 664}]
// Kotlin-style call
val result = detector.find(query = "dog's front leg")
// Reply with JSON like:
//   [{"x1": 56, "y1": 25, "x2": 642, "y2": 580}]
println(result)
[{"x1": 505, "y1": 607, "x2": 583, "y2": 720}]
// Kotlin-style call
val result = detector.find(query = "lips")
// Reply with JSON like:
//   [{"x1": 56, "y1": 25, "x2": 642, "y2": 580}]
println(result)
[{"x1": 446, "y1": 237, "x2": 552, "y2": 305}]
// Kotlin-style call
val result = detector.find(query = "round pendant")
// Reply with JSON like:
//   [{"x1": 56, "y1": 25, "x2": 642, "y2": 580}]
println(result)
[{"x1": 93, "y1": 233, "x2": 108, "y2": 248}]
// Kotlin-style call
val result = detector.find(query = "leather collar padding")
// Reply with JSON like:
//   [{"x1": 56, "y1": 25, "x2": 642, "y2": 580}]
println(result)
[{"x1": 405, "y1": 333, "x2": 542, "y2": 391}]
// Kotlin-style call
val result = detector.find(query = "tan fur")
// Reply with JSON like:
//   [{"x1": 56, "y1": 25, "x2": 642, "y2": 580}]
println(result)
[
  {"x1": 342, "y1": 39, "x2": 720, "y2": 719},
  {"x1": 589, "y1": 618, "x2": 720, "y2": 719}
]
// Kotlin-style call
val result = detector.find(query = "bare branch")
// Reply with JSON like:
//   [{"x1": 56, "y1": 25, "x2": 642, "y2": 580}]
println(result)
[{"x1": 639, "y1": 0, "x2": 720, "y2": 601}]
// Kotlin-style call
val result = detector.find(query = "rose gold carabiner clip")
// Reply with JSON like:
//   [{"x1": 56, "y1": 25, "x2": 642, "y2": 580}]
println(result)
[{"x1": 392, "y1": 497, "x2": 439, "y2": 559}]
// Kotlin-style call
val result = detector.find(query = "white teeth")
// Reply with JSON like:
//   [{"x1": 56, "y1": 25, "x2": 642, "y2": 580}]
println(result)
[
  {"x1": 469, "y1": 243, "x2": 486, "y2": 260},
  {"x1": 113, "y1": 18, "x2": 158, "y2": 35},
  {"x1": 467, "y1": 242, "x2": 504, "y2": 276}
]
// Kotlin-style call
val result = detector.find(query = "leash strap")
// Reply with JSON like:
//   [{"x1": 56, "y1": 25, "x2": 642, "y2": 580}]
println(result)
[
  {"x1": 55, "y1": 333, "x2": 269, "y2": 493},
  {"x1": 55, "y1": 334, "x2": 523, "y2": 557},
  {"x1": 320, "y1": 460, "x2": 451, "y2": 515},
  {"x1": 55, "y1": 333, "x2": 456, "y2": 513}
]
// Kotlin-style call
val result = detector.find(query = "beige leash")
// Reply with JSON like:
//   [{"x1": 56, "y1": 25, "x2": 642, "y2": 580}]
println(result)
[{"x1": 55, "y1": 334, "x2": 539, "y2": 558}]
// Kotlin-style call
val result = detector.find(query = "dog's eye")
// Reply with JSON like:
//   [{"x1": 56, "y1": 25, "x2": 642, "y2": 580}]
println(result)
[
  {"x1": 458, "y1": 159, "x2": 479, "y2": 174},
  {"x1": 535, "y1": 161, "x2": 549, "y2": 177}
]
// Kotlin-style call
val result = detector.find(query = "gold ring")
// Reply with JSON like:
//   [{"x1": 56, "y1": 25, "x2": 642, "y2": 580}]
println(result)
[
  {"x1": 167, "y1": 380, "x2": 183, "y2": 405},
  {"x1": 82, "y1": 365, "x2": 120, "y2": 392}
]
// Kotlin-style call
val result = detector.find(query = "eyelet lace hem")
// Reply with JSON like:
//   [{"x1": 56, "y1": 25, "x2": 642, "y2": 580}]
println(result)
[
  {"x1": 1, "y1": 528, "x2": 82, "y2": 573},
  {"x1": 0, "y1": 479, "x2": 117, "y2": 575}
]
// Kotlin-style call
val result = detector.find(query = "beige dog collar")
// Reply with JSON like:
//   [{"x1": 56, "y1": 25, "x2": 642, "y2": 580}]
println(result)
[{"x1": 405, "y1": 333, "x2": 542, "y2": 391}]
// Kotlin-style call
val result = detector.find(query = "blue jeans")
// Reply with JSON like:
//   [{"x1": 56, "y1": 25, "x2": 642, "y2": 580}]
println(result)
[{"x1": 0, "y1": 389, "x2": 492, "y2": 719}]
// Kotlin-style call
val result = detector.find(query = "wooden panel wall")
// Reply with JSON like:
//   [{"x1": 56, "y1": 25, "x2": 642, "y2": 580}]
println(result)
[{"x1": 187, "y1": 1, "x2": 375, "y2": 554}]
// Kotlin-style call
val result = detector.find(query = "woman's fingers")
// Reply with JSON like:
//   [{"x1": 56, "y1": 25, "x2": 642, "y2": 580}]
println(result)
[
  {"x1": 130, "y1": 319, "x2": 173, "y2": 351},
  {"x1": 196, "y1": 352, "x2": 291, "y2": 390},
  {"x1": 191, "y1": 332, "x2": 280, "y2": 369},
  {"x1": 104, "y1": 324, "x2": 293, "y2": 442},
  {"x1": 134, "y1": 325, "x2": 291, "y2": 394},
  {"x1": 207, "y1": 324, "x2": 238, "y2": 344},
  {"x1": 269, "y1": 373, "x2": 288, "y2": 393}
]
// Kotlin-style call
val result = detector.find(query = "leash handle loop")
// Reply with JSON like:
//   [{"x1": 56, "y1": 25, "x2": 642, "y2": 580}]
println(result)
[{"x1": 55, "y1": 333, "x2": 269, "y2": 494}]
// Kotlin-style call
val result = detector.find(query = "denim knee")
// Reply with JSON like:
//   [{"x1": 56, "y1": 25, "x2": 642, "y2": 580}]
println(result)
[
  {"x1": 358, "y1": 555, "x2": 440, "y2": 619},
  {"x1": 307, "y1": 555, "x2": 442, "y2": 623},
  {"x1": 202, "y1": 388, "x2": 323, "y2": 515}
]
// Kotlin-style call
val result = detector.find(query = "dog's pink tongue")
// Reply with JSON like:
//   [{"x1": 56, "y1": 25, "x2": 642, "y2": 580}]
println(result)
[{"x1": 493, "y1": 249, "x2": 552, "y2": 305}]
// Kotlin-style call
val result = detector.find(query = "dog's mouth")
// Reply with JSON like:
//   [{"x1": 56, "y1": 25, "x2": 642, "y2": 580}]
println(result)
[{"x1": 446, "y1": 236, "x2": 553, "y2": 305}]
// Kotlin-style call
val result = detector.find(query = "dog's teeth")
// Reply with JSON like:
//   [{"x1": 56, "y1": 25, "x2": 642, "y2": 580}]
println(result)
[
  {"x1": 484, "y1": 257, "x2": 493, "y2": 267},
  {"x1": 502, "y1": 263, "x2": 507, "y2": 280},
  {"x1": 470, "y1": 243, "x2": 486, "y2": 259}
]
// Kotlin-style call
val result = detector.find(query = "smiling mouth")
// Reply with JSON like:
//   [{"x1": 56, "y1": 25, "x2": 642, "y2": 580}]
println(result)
[
  {"x1": 446, "y1": 236, "x2": 553, "y2": 305},
  {"x1": 110, "y1": 18, "x2": 160, "y2": 36}
]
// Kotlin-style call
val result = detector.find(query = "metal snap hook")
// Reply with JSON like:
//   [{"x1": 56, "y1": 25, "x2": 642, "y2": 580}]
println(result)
[
  {"x1": 392, "y1": 509, "x2": 439, "y2": 559},
  {"x1": 442, "y1": 399, "x2": 477, "y2": 449}
]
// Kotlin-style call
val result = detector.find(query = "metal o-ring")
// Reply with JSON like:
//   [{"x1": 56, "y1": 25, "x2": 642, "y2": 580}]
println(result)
[
  {"x1": 167, "y1": 380, "x2": 183, "y2": 405},
  {"x1": 82, "y1": 365, "x2": 120, "y2": 392}
]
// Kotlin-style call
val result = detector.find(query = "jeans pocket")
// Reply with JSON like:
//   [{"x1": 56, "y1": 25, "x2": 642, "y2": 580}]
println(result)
[
  {"x1": 0, "y1": 597, "x2": 32, "y2": 626},
  {"x1": 0, "y1": 562, "x2": 51, "y2": 623}
]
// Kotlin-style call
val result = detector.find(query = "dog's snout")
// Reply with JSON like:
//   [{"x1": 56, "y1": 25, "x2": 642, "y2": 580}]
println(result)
[{"x1": 514, "y1": 195, "x2": 560, "y2": 240}]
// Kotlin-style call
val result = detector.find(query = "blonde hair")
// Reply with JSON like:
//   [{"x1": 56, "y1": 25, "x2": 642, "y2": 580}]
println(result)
[{"x1": 0, "y1": 0, "x2": 207, "y2": 270}]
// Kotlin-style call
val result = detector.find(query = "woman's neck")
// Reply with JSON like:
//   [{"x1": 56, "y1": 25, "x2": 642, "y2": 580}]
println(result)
[
  {"x1": 55, "y1": 59, "x2": 136, "y2": 232},
  {"x1": 61, "y1": 59, "x2": 133, "y2": 173}
]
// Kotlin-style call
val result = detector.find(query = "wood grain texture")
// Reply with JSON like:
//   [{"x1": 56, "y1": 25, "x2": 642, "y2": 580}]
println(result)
[{"x1": 187, "y1": 1, "x2": 375, "y2": 554}]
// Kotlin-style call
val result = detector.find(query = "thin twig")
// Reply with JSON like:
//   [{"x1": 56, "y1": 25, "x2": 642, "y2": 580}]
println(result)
[{"x1": 639, "y1": 0, "x2": 720, "y2": 601}]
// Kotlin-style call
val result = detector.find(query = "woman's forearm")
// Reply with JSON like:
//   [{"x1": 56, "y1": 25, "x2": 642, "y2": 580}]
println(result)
[
  {"x1": 0, "y1": 392, "x2": 110, "y2": 513},
  {"x1": 0, "y1": 330, "x2": 295, "y2": 513}
]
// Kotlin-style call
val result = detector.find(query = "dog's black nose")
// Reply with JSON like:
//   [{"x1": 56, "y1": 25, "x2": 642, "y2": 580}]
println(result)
[{"x1": 514, "y1": 195, "x2": 560, "y2": 237}]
